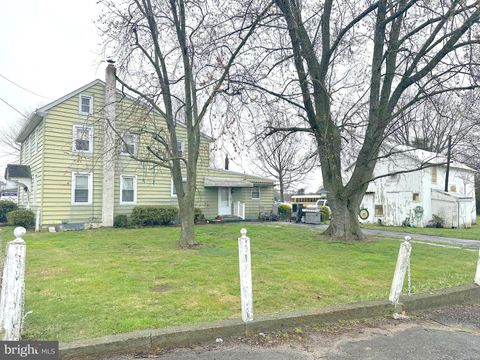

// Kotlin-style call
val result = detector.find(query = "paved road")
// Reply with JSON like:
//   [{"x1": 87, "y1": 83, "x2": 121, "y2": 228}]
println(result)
[
  {"x1": 106, "y1": 304, "x2": 480, "y2": 360},
  {"x1": 282, "y1": 222, "x2": 480, "y2": 248},
  {"x1": 361, "y1": 228, "x2": 480, "y2": 248}
]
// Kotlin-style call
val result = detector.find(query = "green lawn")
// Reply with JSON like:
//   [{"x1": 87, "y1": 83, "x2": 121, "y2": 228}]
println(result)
[
  {"x1": 13, "y1": 223, "x2": 477, "y2": 342},
  {"x1": 362, "y1": 216, "x2": 480, "y2": 240}
]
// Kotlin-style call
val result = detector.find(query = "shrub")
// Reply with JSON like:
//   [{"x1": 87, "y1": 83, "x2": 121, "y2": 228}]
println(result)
[
  {"x1": 426, "y1": 214, "x2": 445, "y2": 228},
  {"x1": 114, "y1": 214, "x2": 129, "y2": 228},
  {"x1": 194, "y1": 208, "x2": 206, "y2": 224},
  {"x1": 131, "y1": 206, "x2": 179, "y2": 226},
  {"x1": 0, "y1": 200, "x2": 18, "y2": 223},
  {"x1": 320, "y1": 205, "x2": 331, "y2": 221},
  {"x1": 278, "y1": 204, "x2": 292, "y2": 220},
  {"x1": 7, "y1": 209, "x2": 35, "y2": 228}
]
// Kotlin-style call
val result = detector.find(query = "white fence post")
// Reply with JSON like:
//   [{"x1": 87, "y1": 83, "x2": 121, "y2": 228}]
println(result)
[
  {"x1": 0, "y1": 227, "x2": 27, "y2": 340},
  {"x1": 35, "y1": 208, "x2": 41, "y2": 232},
  {"x1": 475, "y1": 248, "x2": 480, "y2": 286},
  {"x1": 389, "y1": 236, "x2": 412, "y2": 305},
  {"x1": 238, "y1": 228, "x2": 253, "y2": 322}
]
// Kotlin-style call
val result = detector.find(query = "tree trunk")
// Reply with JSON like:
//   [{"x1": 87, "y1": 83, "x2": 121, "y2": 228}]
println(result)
[
  {"x1": 324, "y1": 196, "x2": 364, "y2": 240},
  {"x1": 279, "y1": 176, "x2": 285, "y2": 202},
  {"x1": 178, "y1": 203, "x2": 197, "y2": 248}
]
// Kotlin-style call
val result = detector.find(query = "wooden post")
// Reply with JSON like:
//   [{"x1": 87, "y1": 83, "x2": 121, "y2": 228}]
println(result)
[
  {"x1": 475, "y1": 248, "x2": 480, "y2": 286},
  {"x1": 389, "y1": 236, "x2": 412, "y2": 305},
  {"x1": 0, "y1": 227, "x2": 27, "y2": 340},
  {"x1": 238, "y1": 228, "x2": 253, "y2": 322}
]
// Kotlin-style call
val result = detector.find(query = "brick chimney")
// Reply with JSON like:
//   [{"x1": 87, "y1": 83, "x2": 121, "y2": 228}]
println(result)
[{"x1": 102, "y1": 63, "x2": 116, "y2": 227}]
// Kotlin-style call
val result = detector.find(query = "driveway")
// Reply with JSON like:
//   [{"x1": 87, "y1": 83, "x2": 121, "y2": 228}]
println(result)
[
  {"x1": 104, "y1": 304, "x2": 480, "y2": 360},
  {"x1": 281, "y1": 222, "x2": 480, "y2": 248}
]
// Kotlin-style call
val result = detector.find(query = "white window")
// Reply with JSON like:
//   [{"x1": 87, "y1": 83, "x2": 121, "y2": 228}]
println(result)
[
  {"x1": 251, "y1": 186, "x2": 261, "y2": 199},
  {"x1": 121, "y1": 133, "x2": 138, "y2": 155},
  {"x1": 177, "y1": 140, "x2": 184, "y2": 157},
  {"x1": 171, "y1": 177, "x2": 186, "y2": 197},
  {"x1": 120, "y1": 175, "x2": 137, "y2": 204},
  {"x1": 72, "y1": 172, "x2": 93, "y2": 205},
  {"x1": 79, "y1": 94, "x2": 93, "y2": 115},
  {"x1": 73, "y1": 125, "x2": 93, "y2": 153}
]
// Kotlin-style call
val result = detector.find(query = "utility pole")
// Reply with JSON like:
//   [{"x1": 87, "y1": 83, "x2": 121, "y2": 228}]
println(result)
[{"x1": 444, "y1": 135, "x2": 452, "y2": 192}]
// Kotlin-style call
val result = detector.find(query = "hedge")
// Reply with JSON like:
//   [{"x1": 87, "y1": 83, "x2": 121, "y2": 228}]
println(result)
[
  {"x1": 131, "y1": 206, "x2": 179, "y2": 226},
  {"x1": 7, "y1": 209, "x2": 35, "y2": 228},
  {"x1": 0, "y1": 200, "x2": 18, "y2": 223},
  {"x1": 114, "y1": 214, "x2": 129, "y2": 228}
]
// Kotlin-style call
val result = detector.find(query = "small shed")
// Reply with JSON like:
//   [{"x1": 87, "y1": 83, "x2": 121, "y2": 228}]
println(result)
[{"x1": 431, "y1": 189, "x2": 473, "y2": 228}]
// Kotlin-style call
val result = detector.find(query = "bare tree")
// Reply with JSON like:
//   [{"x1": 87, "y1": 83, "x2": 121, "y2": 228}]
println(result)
[
  {"x1": 0, "y1": 117, "x2": 28, "y2": 162},
  {"x1": 98, "y1": 0, "x2": 273, "y2": 246},
  {"x1": 252, "y1": 127, "x2": 316, "y2": 202},
  {"x1": 389, "y1": 91, "x2": 480, "y2": 153},
  {"x1": 236, "y1": 0, "x2": 480, "y2": 239}
]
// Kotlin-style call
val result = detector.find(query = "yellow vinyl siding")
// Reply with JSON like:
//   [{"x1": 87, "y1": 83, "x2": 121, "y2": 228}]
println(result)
[
  {"x1": 39, "y1": 82, "x2": 210, "y2": 225},
  {"x1": 41, "y1": 83, "x2": 104, "y2": 225},
  {"x1": 203, "y1": 169, "x2": 275, "y2": 220},
  {"x1": 19, "y1": 122, "x2": 44, "y2": 216}
]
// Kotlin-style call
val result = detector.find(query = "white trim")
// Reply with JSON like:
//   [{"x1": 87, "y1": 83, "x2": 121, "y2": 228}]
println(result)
[
  {"x1": 251, "y1": 186, "x2": 261, "y2": 200},
  {"x1": 171, "y1": 177, "x2": 186, "y2": 197},
  {"x1": 171, "y1": 178, "x2": 177, "y2": 197},
  {"x1": 120, "y1": 133, "x2": 138, "y2": 156},
  {"x1": 177, "y1": 140, "x2": 185, "y2": 157},
  {"x1": 72, "y1": 125, "x2": 94, "y2": 153},
  {"x1": 120, "y1": 174, "x2": 137, "y2": 204},
  {"x1": 71, "y1": 172, "x2": 93, "y2": 205},
  {"x1": 78, "y1": 94, "x2": 93, "y2": 115},
  {"x1": 218, "y1": 187, "x2": 232, "y2": 215}
]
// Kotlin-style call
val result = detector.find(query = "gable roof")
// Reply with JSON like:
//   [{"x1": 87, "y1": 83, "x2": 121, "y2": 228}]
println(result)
[
  {"x1": 386, "y1": 144, "x2": 476, "y2": 173},
  {"x1": 207, "y1": 168, "x2": 275, "y2": 185},
  {"x1": 16, "y1": 79, "x2": 215, "y2": 143}
]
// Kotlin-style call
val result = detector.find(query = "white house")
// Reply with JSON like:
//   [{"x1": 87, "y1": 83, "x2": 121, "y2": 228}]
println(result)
[{"x1": 358, "y1": 145, "x2": 476, "y2": 228}]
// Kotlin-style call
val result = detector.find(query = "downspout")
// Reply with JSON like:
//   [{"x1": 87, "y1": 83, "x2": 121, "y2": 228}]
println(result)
[{"x1": 444, "y1": 135, "x2": 452, "y2": 192}]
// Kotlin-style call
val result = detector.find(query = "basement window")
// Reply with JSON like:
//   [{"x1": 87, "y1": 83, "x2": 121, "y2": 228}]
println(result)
[
  {"x1": 413, "y1": 193, "x2": 420, "y2": 202},
  {"x1": 375, "y1": 205, "x2": 384, "y2": 216},
  {"x1": 450, "y1": 184, "x2": 457, "y2": 192}
]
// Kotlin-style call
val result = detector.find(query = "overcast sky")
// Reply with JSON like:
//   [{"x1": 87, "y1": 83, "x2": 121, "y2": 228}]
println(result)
[{"x1": 0, "y1": 1, "x2": 320, "y2": 192}]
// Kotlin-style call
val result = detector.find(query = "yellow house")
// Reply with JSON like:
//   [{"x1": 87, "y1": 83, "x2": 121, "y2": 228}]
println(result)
[{"x1": 11, "y1": 68, "x2": 275, "y2": 229}]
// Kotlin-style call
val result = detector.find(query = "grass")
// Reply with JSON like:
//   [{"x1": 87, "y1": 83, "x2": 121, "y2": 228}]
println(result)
[
  {"x1": 362, "y1": 216, "x2": 480, "y2": 240},
  {"x1": 7, "y1": 223, "x2": 475, "y2": 342}
]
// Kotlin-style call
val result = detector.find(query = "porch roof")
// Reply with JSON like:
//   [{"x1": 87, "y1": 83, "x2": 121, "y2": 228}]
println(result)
[{"x1": 204, "y1": 177, "x2": 254, "y2": 188}]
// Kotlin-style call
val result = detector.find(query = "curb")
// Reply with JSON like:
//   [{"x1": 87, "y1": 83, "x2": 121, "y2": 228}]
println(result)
[{"x1": 60, "y1": 283, "x2": 480, "y2": 359}]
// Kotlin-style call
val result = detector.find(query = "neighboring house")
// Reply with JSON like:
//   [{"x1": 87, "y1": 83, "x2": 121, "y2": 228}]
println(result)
[
  {"x1": 0, "y1": 179, "x2": 19, "y2": 202},
  {"x1": 358, "y1": 145, "x2": 476, "y2": 228},
  {"x1": 9, "y1": 65, "x2": 274, "y2": 228}
]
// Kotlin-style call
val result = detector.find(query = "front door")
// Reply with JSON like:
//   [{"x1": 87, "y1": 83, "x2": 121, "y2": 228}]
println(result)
[{"x1": 218, "y1": 187, "x2": 231, "y2": 215}]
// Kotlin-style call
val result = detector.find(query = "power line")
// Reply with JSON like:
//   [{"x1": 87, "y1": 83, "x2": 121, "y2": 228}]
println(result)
[
  {"x1": 0, "y1": 96, "x2": 26, "y2": 117},
  {"x1": 0, "y1": 73, "x2": 49, "y2": 99}
]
